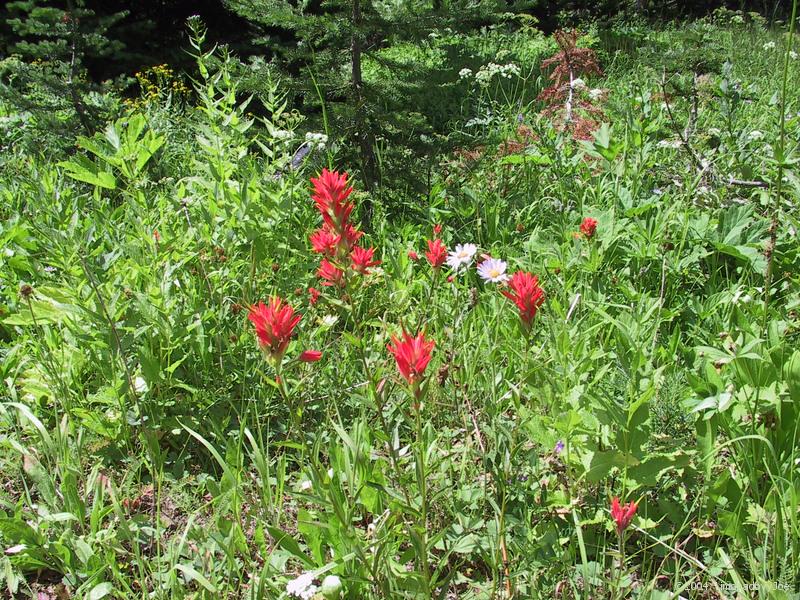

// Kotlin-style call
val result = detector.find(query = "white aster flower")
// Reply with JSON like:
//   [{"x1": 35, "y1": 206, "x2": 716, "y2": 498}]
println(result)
[
  {"x1": 446, "y1": 243, "x2": 477, "y2": 270},
  {"x1": 477, "y1": 258, "x2": 509, "y2": 283},
  {"x1": 286, "y1": 572, "x2": 318, "y2": 599}
]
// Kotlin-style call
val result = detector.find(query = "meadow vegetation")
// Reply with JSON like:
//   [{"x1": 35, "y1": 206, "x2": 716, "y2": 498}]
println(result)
[{"x1": 1, "y1": 7, "x2": 800, "y2": 599}]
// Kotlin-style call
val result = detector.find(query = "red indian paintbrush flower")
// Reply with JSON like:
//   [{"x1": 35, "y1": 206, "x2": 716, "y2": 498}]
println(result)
[
  {"x1": 580, "y1": 217, "x2": 598, "y2": 238},
  {"x1": 350, "y1": 246, "x2": 381, "y2": 275},
  {"x1": 339, "y1": 223, "x2": 364, "y2": 252},
  {"x1": 387, "y1": 330, "x2": 435, "y2": 386},
  {"x1": 247, "y1": 297, "x2": 301, "y2": 360},
  {"x1": 317, "y1": 258, "x2": 345, "y2": 287},
  {"x1": 299, "y1": 350, "x2": 323, "y2": 362},
  {"x1": 610, "y1": 497, "x2": 637, "y2": 533},
  {"x1": 309, "y1": 227, "x2": 339, "y2": 256},
  {"x1": 501, "y1": 271, "x2": 545, "y2": 330},
  {"x1": 311, "y1": 168, "x2": 355, "y2": 230},
  {"x1": 308, "y1": 287, "x2": 321, "y2": 305},
  {"x1": 425, "y1": 239, "x2": 447, "y2": 269},
  {"x1": 433, "y1": 224, "x2": 442, "y2": 237},
  {"x1": 408, "y1": 250, "x2": 419, "y2": 261}
]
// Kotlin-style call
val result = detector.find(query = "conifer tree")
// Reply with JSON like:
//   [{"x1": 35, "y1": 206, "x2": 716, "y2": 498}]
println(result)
[
  {"x1": 224, "y1": 0, "x2": 527, "y2": 195},
  {"x1": 0, "y1": 0, "x2": 127, "y2": 141}
]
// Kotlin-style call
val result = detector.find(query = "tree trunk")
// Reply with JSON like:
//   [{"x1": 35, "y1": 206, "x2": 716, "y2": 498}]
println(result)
[
  {"x1": 66, "y1": 0, "x2": 93, "y2": 135},
  {"x1": 351, "y1": 0, "x2": 378, "y2": 223}
]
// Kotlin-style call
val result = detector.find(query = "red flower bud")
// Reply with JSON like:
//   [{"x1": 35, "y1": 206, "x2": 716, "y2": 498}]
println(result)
[
  {"x1": 610, "y1": 497, "x2": 637, "y2": 533},
  {"x1": 580, "y1": 217, "x2": 598, "y2": 238},
  {"x1": 425, "y1": 239, "x2": 447, "y2": 269},
  {"x1": 299, "y1": 350, "x2": 322, "y2": 362}
]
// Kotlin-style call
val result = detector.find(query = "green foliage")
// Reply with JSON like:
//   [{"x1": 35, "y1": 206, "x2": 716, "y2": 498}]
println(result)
[{"x1": 1, "y1": 14, "x2": 800, "y2": 600}]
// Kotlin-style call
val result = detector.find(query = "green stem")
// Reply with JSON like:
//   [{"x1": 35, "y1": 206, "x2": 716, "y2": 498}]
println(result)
[
  {"x1": 615, "y1": 529, "x2": 625, "y2": 600},
  {"x1": 358, "y1": 342, "x2": 413, "y2": 508},
  {"x1": 762, "y1": 0, "x2": 798, "y2": 333},
  {"x1": 414, "y1": 400, "x2": 432, "y2": 598}
]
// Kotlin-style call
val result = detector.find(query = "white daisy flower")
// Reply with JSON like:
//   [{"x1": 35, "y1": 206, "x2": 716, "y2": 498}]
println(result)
[
  {"x1": 477, "y1": 258, "x2": 509, "y2": 283},
  {"x1": 286, "y1": 572, "x2": 318, "y2": 599},
  {"x1": 446, "y1": 243, "x2": 477, "y2": 270}
]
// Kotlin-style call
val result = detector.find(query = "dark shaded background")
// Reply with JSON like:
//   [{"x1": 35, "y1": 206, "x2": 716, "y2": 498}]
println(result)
[{"x1": 0, "y1": 0, "x2": 792, "y2": 82}]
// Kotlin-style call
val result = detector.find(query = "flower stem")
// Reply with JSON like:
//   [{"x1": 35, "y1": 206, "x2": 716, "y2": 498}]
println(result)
[
  {"x1": 614, "y1": 529, "x2": 625, "y2": 600},
  {"x1": 414, "y1": 401, "x2": 432, "y2": 598}
]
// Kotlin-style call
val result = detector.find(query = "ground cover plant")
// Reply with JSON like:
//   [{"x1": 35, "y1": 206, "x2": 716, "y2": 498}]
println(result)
[{"x1": 1, "y1": 6, "x2": 800, "y2": 599}]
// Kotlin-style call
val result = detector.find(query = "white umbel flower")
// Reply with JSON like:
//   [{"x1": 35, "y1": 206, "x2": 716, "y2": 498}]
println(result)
[
  {"x1": 446, "y1": 243, "x2": 477, "y2": 270},
  {"x1": 286, "y1": 572, "x2": 318, "y2": 599},
  {"x1": 477, "y1": 258, "x2": 509, "y2": 283}
]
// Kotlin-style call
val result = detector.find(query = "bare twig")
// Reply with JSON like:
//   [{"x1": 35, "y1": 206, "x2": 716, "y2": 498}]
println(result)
[
  {"x1": 660, "y1": 70, "x2": 773, "y2": 194},
  {"x1": 727, "y1": 177, "x2": 769, "y2": 188},
  {"x1": 461, "y1": 390, "x2": 486, "y2": 455},
  {"x1": 683, "y1": 73, "x2": 698, "y2": 140}
]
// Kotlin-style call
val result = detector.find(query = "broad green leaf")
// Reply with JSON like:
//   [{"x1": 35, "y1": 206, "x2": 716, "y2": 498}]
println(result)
[
  {"x1": 265, "y1": 526, "x2": 314, "y2": 568},
  {"x1": 57, "y1": 155, "x2": 116, "y2": 189},
  {"x1": 582, "y1": 450, "x2": 638, "y2": 483},
  {"x1": 174, "y1": 564, "x2": 217, "y2": 593},
  {"x1": 88, "y1": 582, "x2": 114, "y2": 600}
]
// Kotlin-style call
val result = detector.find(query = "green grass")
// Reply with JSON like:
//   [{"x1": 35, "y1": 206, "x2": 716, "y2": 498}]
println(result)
[{"x1": 1, "y1": 11, "x2": 799, "y2": 599}]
